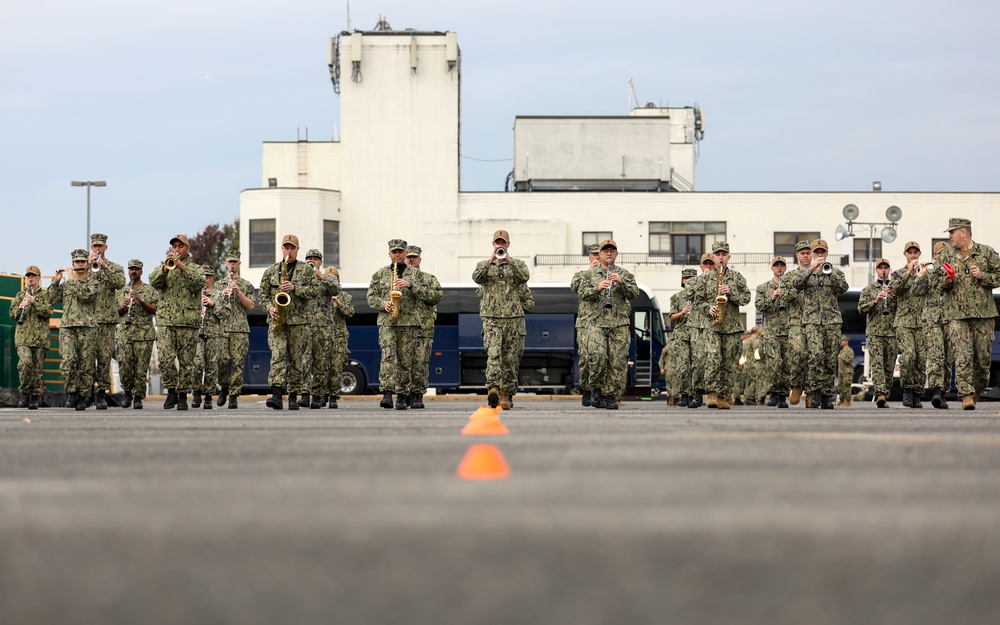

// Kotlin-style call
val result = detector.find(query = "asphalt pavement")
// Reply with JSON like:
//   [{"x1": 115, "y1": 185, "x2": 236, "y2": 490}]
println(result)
[{"x1": 2, "y1": 396, "x2": 999, "y2": 625}]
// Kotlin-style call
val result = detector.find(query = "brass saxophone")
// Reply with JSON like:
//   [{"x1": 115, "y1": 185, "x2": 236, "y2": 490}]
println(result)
[
  {"x1": 714, "y1": 266, "x2": 728, "y2": 326},
  {"x1": 273, "y1": 255, "x2": 291, "y2": 331},
  {"x1": 390, "y1": 262, "x2": 402, "y2": 323}
]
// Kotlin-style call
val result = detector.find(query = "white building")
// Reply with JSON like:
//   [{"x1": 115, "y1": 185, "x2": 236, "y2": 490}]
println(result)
[{"x1": 240, "y1": 26, "x2": 999, "y2": 327}]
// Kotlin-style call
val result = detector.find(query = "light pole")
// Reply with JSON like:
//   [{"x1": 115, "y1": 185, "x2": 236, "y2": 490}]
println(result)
[
  {"x1": 71, "y1": 180, "x2": 107, "y2": 246},
  {"x1": 835, "y1": 204, "x2": 902, "y2": 282}
]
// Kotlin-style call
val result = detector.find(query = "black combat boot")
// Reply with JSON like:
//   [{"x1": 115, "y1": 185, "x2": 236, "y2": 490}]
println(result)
[
  {"x1": 379, "y1": 391, "x2": 393, "y2": 409},
  {"x1": 191, "y1": 391, "x2": 202, "y2": 408},
  {"x1": 931, "y1": 388, "x2": 948, "y2": 409},
  {"x1": 29, "y1": 395, "x2": 39, "y2": 410},
  {"x1": 767, "y1": 393, "x2": 779, "y2": 407},
  {"x1": 676, "y1": 394, "x2": 689, "y2": 408},
  {"x1": 176, "y1": 392, "x2": 188, "y2": 411},
  {"x1": 395, "y1": 394, "x2": 409, "y2": 410},
  {"x1": 86, "y1": 391, "x2": 95, "y2": 407},
  {"x1": 217, "y1": 388, "x2": 228, "y2": 407},
  {"x1": 297, "y1": 393, "x2": 310, "y2": 408},
  {"x1": 811, "y1": 392, "x2": 823, "y2": 410},
  {"x1": 266, "y1": 387, "x2": 283, "y2": 410},
  {"x1": 777, "y1": 394, "x2": 789, "y2": 409},
  {"x1": 163, "y1": 389, "x2": 179, "y2": 410},
  {"x1": 228, "y1": 394, "x2": 239, "y2": 409},
  {"x1": 410, "y1": 393, "x2": 425, "y2": 409},
  {"x1": 318, "y1": 395, "x2": 328, "y2": 407},
  {"x1": 65, "y1": 392, "x2": 79, "y2": 409},
  {"x1": 203, "y1": 395, "x2": 212, "y2": 409},
  {"x1": 688, "y1": 392, "x2": 703, "y2": 409},
  {"x1": 121, "y1": 391, "x2": 133, "y2": 409},
  {"x1": 821, "y1": 394, "x2": 835, "y2": 409},
  {"x1": 288, "y1": 393, "x2": 300, "y2": 411},
  {"x1": 133, "y1": 397, "x2": 144, "y2": 410},
  {"x1": 76, "y1": 396, "x2": 87, "y2": 411},
  {"x1": 310, "y1": 395, "x2": 323, "y2": 409},
  {"x1": 912, "y1": 390, "x2": 923, "y2": 409},
  {"x1": 605, "y1": 395, "x2": 619, "y2": 410},
  {"x1": 328, "y1": 395, "x2": 339, "y2": 409},
  {"x1": 95, "y1": 390, "x2": 108, "y2": 410},
  {"x1": 17, "y1": 393, "x2": 29, "y2": 408},
  {"x1": 591, "y1": 389, "x2": 605, "y2": 409},
  {"x1": 902, "y1": 389, "x2": 913, "y2": 408},
  {"x1": 581, "y1": 390, "x2": 592, "y2": 407}
]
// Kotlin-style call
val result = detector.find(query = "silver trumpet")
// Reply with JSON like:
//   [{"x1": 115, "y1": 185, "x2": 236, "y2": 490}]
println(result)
[
  {"x1": 821, "y1": 261, "x2": 833, "y2": 274},
  {"x1": 494, "y1": 247, "x2": 508, "y2": 260}
]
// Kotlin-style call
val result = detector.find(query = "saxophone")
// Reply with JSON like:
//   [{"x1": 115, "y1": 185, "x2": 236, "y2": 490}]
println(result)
[
  {"x1": 714, "y1": 266, "x2": 728, "y2": 326},
  {"x1": 390, "y1": 262, "x2": 402, "y2": 323},
  {"x1": 273, "y1": 255, "x2": 291, "y2": 331}
]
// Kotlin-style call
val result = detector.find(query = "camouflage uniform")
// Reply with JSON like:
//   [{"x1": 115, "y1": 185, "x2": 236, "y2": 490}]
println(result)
[
  {"x1": 194, "y1": 281, "x2": 226, "y2": 398},
  {"x1": 260, "y1": 256, "x2": 323, "y2": 396},
  {"x1": 684, "y1": 272, "x2": 712, "y2": 399},
  {"x1": 49, "y1": 256, "x2": 99, "y2": 398},
  {"x1": 694, "y1": 266, "x2": 751, "y2": 403},
  {"x1": 149, "y1": 249, "x2": 205, "y2": 396},
  {"x1": 368, "y1": 260, "x2": 424, "y2": 396},
  {"x1": 9, "y1": 278, "x2": 53, "y2": 401},
  {"x1": 837, "y1": 343, "x2": 855, "y2": 403},
  {"x1": 659, "y1": 340, "x2": 679, "y2": 401},
  {"x1": 785, "y1": 242, "x2": 813, "y2": 402},
  {"x1": 572, "y1": 249, "x2": 603, "y2": 396},
  {"x1": 304, "y1": 261, "x2": 342, "y2": 401},
  {"x1": 933, "y1": 225, "x2": 1000, "y2": 401},
  {"x1": 329, "y1": 290, "x2": 354, "y2": 400},
  {"x1": 755, "y1": 274, "x2": 795, "y2": 399},
  {"x1": 889, "y1": 261, "x2": 927, "y2": 399},
  {"x1": 116, "y1": 277, "x2": 159, "y2": 400},
  {"x1": 89, "y1": 255, "x2": 125, "y2": 394},
  {"x1": 217, "y1": 275, "x2": 255, "y2": 397},
  {"x1": 472, "y1": 254, "x2": 531, "y2": 397},
  {"x1": 790, "y1": 256, "x2": 848, "y2": 402},
  {"x1": 742, "y1": 332, "x2": 764, "y2": 403},
  {"x1": 912, "y1": 267, "x2": 952, "y2": 394},
  {"x1": 667, "y1": 271, "x2": 697, "y2": 401},
  {"x1": 858, "y1": 279, "x2": 897, "y2": 398},
  {"x1": 407, "y1": 252, "x2": 443, "y2": 396},
  {"x1": 577, "y1": 261, "x2": 639, "y2": 404}
]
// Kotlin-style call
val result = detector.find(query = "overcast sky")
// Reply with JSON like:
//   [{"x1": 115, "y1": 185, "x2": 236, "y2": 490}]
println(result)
[{"x1": 2, "y1": 0, "x2": 998, "y2": 275}]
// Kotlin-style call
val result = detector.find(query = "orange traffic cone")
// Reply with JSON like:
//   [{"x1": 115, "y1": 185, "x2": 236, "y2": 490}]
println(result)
[
  {"x1": 456, "y1": 444, "x2": 511, "y2": 480},
  {"x1": 468, "y1": 404, "x2": 498, "y2": 421},
  {"x1": 461, "y1": 411, "x2": 510, "y2": 435}
]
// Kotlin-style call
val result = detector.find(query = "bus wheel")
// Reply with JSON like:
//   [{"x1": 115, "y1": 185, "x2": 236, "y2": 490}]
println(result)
[{"x1": 340, "y1": 364, "x2": 366, "y2": 396}]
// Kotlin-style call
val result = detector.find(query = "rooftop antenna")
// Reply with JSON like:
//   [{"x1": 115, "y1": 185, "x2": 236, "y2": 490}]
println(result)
[
  {"x1": 346, "y1": 0, "x2": 351, "y2": 30},
  {"x1": 627, "y1": 77, "x2": 640, "y2": 113}
]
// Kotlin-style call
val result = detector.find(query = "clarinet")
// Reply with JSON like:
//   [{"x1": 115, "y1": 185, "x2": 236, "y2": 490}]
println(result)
[
  {"x1": 198, "y1": 288, "x2": 208, "y2": 340},
  {"x1": 604, "y1": 260, "x2": 614, "y2": 310},
  {"x1": 124, "y1": 278, "x2": 137, "y2": 326},
  {"x1": 16, "y1": 285, "x2": 31, "y2": 325}
]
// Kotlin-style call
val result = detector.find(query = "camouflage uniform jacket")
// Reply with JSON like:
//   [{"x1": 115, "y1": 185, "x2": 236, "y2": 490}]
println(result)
[
  {"x1": 684, "y1": 274, "x2": 712, "y2": 330},
  {"x1": 888, "y1": 267, "x2": 923, "y2": 329},
  {"x1": 668, "y1": 290, "x2": 692, "y2": 341},
  {"x1": 410, "y1": 268, "x2": 444, "y2": 338},
  {"x1": 782, "y1": 267, "x2": 808, "y2": 326},
  {"x1": 755, "y1": 277, "x2": 791, "y2": 338},
  {"x1": 9, "y1": 285, "x2": 53, "y2": 347},
  {"x1": 858, "y1": 281, "x2": 897, "y2": 337},
  {"x1": 911, "y1": 271, "x2": 945, "y2": 326},
  {"x1": 472, "y1": 258, "x2": 530, "y2": 318},
  {"x1": 577, "y1": 264, "x2": 639, "y2": 328},
  {"x1": 48, "y1": 276, "x2": 99, "y2": 328},
  {"x1": 933, "y1": 242, "x2": 1000, "y2": 321},
  {"x1": 218, "y1": 277, "x2": 256, "y2": 334},
  {"x1": 790, "y1": 267, "x2": 848, "y2": 325},
  {"x1": 333, "y1": 291, "x2": 354, "y2": 335},
  {"x1": 149, "y1": 260, "x2": 206, "y2": 327},
  {"x1": 89, "y1": 260, "x2": 126, "y2": 324},
  {"x1": 694, "y1": 268, "x2": 751, "y2": 334},
  {"x1": 838, "y1": 345, "x2": 855, "y2": 371},
  {"x1": 202, "y1": 285, "x2": 225, "y2": 338},
  {"x1": 259, "y1": 259, "x2": 322, "y2": 326},
  {"x1": 572, "y1": 267, "x2": 603, "y2": 329},
  {"x1": 518, "y1": 283, "x2": 535, "y2": 313},
  {"x1": 116, "y1": 282, "x2": 159, "y2": 342},
  {"x1": 306, "y1": 274, "x2": 341, "y2": 327},
  {"x1": 367, "y1": 264, "x2": 422, "y2": 327}
]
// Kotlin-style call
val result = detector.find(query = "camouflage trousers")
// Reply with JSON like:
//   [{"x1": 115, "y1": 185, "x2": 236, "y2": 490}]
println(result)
[
  {"x1": 895, "y1": 326, "x2": 926, "y2": 392},
  {"x1": 584, "y1": 325, "x2": 630, "y2": 401},
  {"x1": 116, "y1": 338, "x2": 153, "y2": 398},
  {"x1": 577, "y1": 326, "x2": 596, "y2": 391},
  {"x1": 867, "y1": 334, "x2": 897, "y2": 396},
  {"x1": 268, "y1": 324, "x2": 312, "y2": 394},
  {"x1": 60, "y1": 326, "x2": 95, "y2": 394},
  {"x1": 93, "y1": 323, "x2": 117, "y2": 392},
  {"x1": 328, "y1": 330, "x2": 350, "y2": 398},
  {"x1": 704, "y1": 331, "x2": 741, "y2": 397},
  {"x1": 17, "y1": 345, "x2": 47, "y2": 396},
  {"x1": 741, "y1": 360, "x2": 765, "y2": 401},
  {"x1": 689, "y1": 328, "x2": 709, "y2": 391},
  {"x1": 670, "y1": 338, "x2": 693, "y2": 395},
  {"x1": 158, "y1": 325, "x2": 198, "y2": 393},
  {"x1": 948, "y1": 318, "x2": 994, "y2": 397},
  {"x1": 837, "y1": 363, "x2": 854, "y2": 401},
  {"x1": 763, "y1": 335, "x2": 792, "y2": 394},
  {"x1": 788, "y1": 324, "x2": 809, "y2": 392},
  {"x1": 194, "y1": 335, "x2": 225, "y2": 393},
  {"x1": 219, "y1": 332, "x2": 250, "y2": 395},
  {"x1": 804, "y1": 324, "x2": 841, "y2": 395},
  {"x1": 378, "y1": 324, "x2": 419, "y2": 394},
  {"x1": 664, "y1": 363, "x2": 681, "y2": 399},
  {"x1": 482, "y1": 317, "x2": 526, "y2": 394},
  {"x1": 414, "y1": 334, "x2": 433, "y2": 394},
  {"x1": 924, "y1": 322, "x2": 952, "y2": 391},
  {"x1": 309, "y1": 325, "x2": 334, "y2": 396}
]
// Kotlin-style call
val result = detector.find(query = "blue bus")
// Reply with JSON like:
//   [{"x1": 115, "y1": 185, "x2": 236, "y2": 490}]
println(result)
[{"x1": 242, "y1": 282, "x2": 668, "y2": 396}]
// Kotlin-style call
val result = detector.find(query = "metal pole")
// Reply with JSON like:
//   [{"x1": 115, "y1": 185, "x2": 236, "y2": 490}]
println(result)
[{"x1": 86, "y1": 184, "x2": 91, "y2": 247}]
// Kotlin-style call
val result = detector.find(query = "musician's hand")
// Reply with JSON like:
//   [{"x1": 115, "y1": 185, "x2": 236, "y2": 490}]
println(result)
[
  {"x1": 681, "y1": 305, "x2": 691, "y2": 315},
  {"x1": 718, "y1": 284, "x2": 731, "y2": 296},
  {"x1": 809, "y1": 258, "x2": 822, "y2": 272},
  {"x1": 332, "y1": 296, "x2": 341, "y2": 305},
  {"x1": 772, "y1": 288, "x2": 780, "y2": 300},
  {"x1": 589, "y1": 258, "x2": 600, "y2": 268},
  {"x1": 383, "y1": 301, "x2": 393, "y2": 313},
  {"x1": 280, "y1": 280, "x2": 295, "y2": 292},
  {"x1": 394, "y1": 278, "x2": 411, "y2": 289},
  {"x1": 202, "y1": 296, "x2": 214, "y2": 307},
  {"x1": 268, "y1": 306, "x2": 277, "y2": 319},
  {"x1": 971, "y1": 265, "x2": 982, "y2": 280},
  {"x1": 599, "y1": 279, "x2": 612, "y2": 290},
  {"x1": 609, "y1": 272, "x2": 623, "y2": 284},
  {"x1": 709, "y1": 305, "x2": 719, "y2": 318}
]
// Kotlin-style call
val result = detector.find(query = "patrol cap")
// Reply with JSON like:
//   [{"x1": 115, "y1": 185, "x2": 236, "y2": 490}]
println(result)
[
  {"x1": 492, "y1": 229, "x2": 510, "y2": 243},
  {"x1": 281, "y1": 234, "x2": 299, "y2": 248},
  {"x1": 795, "y1": 240, "x2": 812, "y2": 252},
  {"x1": 903, "y1": 241, "x2": 920, "y2": 252},
  {"x1": 875, "y1": 258, "x2": 890, "y2": 268},
  {"x1": 225, "y1": 250, "x2": 241, "y2": 262},
  {"x1": 945, "y1": 217, "x2": 972, "y2": 232},
  {"x1": 90, "y1": 233, "x2": 108, "y2": 246},
  {"x1": 24, "y1": 265, "x2": 41, "y2": 276},
  {"x1": 599, "y1": 239, "x2": 617, "y2": 251},
  {"x1": 933, "y1": 241, "x2": 949, "y2": 254},
  {"x1": 325, "y1": 266, "x2": 340, "y2": 278},
  {"x1": 681, "y1": 268, "x2": 697, "y2": 278},
  {"x1": 169, "y1": 234, "x2": 190, "y2": 247},
  {"x1": 587, "y1": 243, "x2": 600, "y2": 254},
  {"x1": 406, "y1": 245, "x2": 422, "y2": 257},
  {"x1": 771, "y1": 256, "x2": 787, "y2": 266},
  {"x1": 127, "y1": 259, "x2": 143, "y2": 270},
  {"x1": 810, "y1": 239, "x2": 829, "y2": 252},
  {"x1": 203, "y1": 266, "x2": 214, "y2": 275},
  {"x1": 700, "y1": 253, "x2": 715, "y2": 264},
  {"x1": 841, "y1": 335, "x2": 850, "y2": 342},
  {"x1": 305, "y1": 248, "x2": 322, "y2": 259},
  {"x1": 71, "y1": 249, "x2": 89, "y2": 261},
  {"x1": 712, "y1": 241, "x2": 730, "y2": 253},
  {"x1": 388, "y1": 238, "x2": 408, "y2": 251}
]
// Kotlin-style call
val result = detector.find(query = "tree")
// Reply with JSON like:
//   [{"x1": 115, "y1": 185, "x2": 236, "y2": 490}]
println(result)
[{"x1": 187, "y1": 218, "x2": 239, "y2": 276}]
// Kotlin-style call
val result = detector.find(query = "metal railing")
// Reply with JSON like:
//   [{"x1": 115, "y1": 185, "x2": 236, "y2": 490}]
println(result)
[{"x1": 534, "y1": 253, "x2": 850, "y2": 267}]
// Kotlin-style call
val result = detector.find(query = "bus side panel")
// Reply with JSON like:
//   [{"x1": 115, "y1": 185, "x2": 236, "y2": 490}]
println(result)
[
  {"x1": 458, "y1": 313, "x2": 578, "y2": 389},
  {"x1": 347, "y1": 326, "x2": 382, "y2": 393},
  {"x1": 429, "y1": 326, "x2": 460, "y2": 389},
  {"x1": 245, "y1": 325, "x2": 272, "y2": 392}
]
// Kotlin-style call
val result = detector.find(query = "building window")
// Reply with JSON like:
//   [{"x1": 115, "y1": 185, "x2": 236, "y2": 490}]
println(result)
[
  {"x1": 774, "y1": 231, "x2": 820, "y2": 257},
  {"x1": 249, "y1": 219, "x2": 276, "y2": 267},
  {"x1": 649, "y1": 221, "x2": 726, "y2": 265},
  {"x1": 930, "y1": 237, "x2": 949, "y2": 256},
  {"x1": 582, "y1": 231, "x2": 612, "y2": 255},
  {"x1": 324, "y1": 220, "x2": 340, "y2": 267},
  {"x1": 853, "y1": 237, "x2": 882, "y2": 262}
]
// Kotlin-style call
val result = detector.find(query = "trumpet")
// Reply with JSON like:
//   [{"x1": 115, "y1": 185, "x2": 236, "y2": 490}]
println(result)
[
  {"x1": 390, "y1": 262, "x2": 402, "y2": 323},
  {"x1": 164, "y1": 256, "x2": 177, "y2": 270},
  {"x1": 714, "y1": 266, "x2": 728, "y2": 326},
  {"x1": 821, "y1": 261, "x2": 833, "y2": 274},
  {"x1": 273, "y1": 255, "x2": 291, "y2": 331},
  {"x1": 494, "y1": 247, "x2": 508, "y2": 261},
  {"x1": 91, "y1": 260, "x2": 101, "y2": 272}
]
